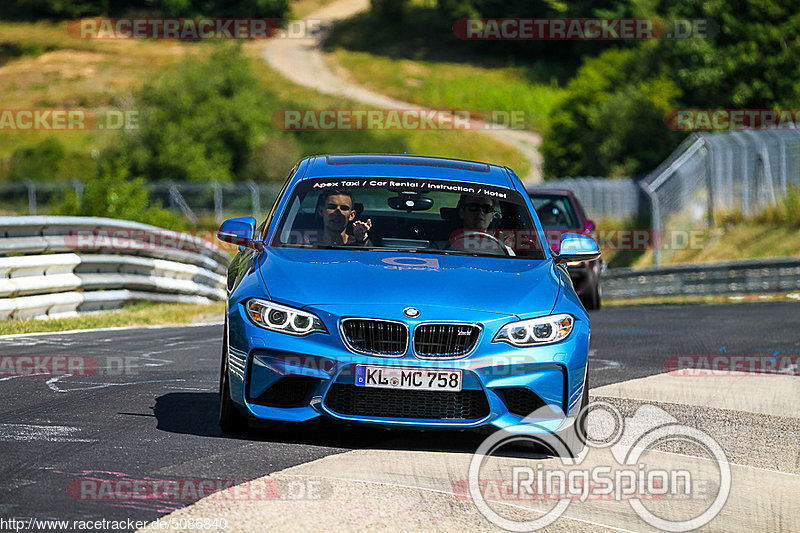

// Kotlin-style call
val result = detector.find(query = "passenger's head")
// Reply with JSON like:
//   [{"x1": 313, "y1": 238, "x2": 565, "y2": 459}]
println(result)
[
  {"x1": 317, "y1": 189, "x2": 356, "y2": 234},
  {"x1": 457, "y1": 194, "x2": 497, "y2": 230}
]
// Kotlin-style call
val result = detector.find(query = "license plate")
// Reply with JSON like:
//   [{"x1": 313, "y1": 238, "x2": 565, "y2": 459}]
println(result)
[{"x1": 355, "y1": 365, "x2": 462, "y2": 391}]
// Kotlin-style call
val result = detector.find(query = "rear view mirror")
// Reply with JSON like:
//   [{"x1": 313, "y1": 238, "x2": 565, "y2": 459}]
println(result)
[
  {"x1": 554, "y1": 233, "x2": 600, "y2": 264},
  {"x1": 583, "y1": 219, "x2": 596, "y2": 233},
  {"x1": 217, "y1": 216, "x2": 263, "y2": 251},
  {"x1": 388, "y1": 193, "x2": 434, "y2": 211}
]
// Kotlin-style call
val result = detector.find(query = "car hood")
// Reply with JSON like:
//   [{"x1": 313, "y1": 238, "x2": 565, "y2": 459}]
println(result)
[{"x1": 257, "y1": 248, "x2": 561, "y2": 317}]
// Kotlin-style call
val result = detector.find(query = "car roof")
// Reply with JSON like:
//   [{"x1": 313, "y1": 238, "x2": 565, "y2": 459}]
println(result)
[
  {"x1": 300, "y1": 154, "x2": 515, "y2": 188},
  {"x1": 527, "y1": 188, "x2": 576, "y2": 197}
]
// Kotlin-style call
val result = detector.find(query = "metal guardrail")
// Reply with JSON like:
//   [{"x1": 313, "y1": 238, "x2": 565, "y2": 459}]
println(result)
[
  {"x1": 602, "y1": 257, "x2": 800, "y2": 299},
  {"x1": 0, "y1": 216, "x2": 230, "y2": 319}
]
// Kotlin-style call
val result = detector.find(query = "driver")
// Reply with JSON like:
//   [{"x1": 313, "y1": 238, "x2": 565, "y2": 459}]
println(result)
[
  {"x1": 317, "y1": 188, "x2": 372, "y2": 246},
  {"x1": 457, "y1": 194, "x2": 497, "y2": 231},
  {"x1": 453, "y1": 194, "x2": 514, "y2": 252}
]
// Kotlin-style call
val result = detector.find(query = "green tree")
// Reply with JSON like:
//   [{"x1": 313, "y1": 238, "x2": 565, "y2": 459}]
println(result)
[
  {"x1": 60, "y1": 156, "x2": 182, "y2": 229},
  {"x1": 128, "y1": 43, "x2": 270, "y2": 183},
  {"x1": 653, "y1": 0, "x2": 800, "y2": 108}
]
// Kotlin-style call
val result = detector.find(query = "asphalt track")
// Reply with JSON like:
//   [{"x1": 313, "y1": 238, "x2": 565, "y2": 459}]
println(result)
[{"x1": 0, "y1": 301, "x2": 798, "y2": 532}]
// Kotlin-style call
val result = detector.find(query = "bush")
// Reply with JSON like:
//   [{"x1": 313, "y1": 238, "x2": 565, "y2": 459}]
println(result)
[
  {"x1": 586, "y1": 78, "x2": 683, "y2": 177},
  {"x1": 127, "y1": 43, "x2": 271, "y2": 183},
  {"x1": 60, "y1": 156, "x2": 183, "y2": 229},
  {"x1": 542, "y1": 47, "x2": 683, "y2": 178},
  {"x1": 6, "y1": 138, "x2": 95, "y2": 182},
  {"x1": 756, "y1": 187, "x2": 800, "y2": 229}
]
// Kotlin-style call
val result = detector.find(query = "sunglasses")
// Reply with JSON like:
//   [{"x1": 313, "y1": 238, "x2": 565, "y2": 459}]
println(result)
[
  {"x1": 326, "y1": 203, "x2": 352, "y2": 212},
  {"x1": 463, "y1": 203, "x2": 495, "y2": 214}
]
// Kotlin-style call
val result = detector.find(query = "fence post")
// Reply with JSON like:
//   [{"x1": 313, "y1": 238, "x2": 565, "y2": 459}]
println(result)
[
  {"x1": 24, "y1": 179, "x2": 36, "y2": 215},
  {"x1": 732, "y1": 134, "x2": 750, "y2": 215},
  {"x1": 213, "y1": 182, "x2": 223, "y2": 224},
  {"x1": 247, "y1": 181, "x2": 261, "y2": 217},
  {"x1": 700, "y1": 136, "x2": 715, "y2": 227},
  {"x1": 71, "y1": 180, "x2": 84, "y2": 202},
  {"x1": 641, "y1": 183, "x2": 661, "y2": 265},
  {"x1": 168, "y1": 183, "x2": 198, "y2": 225}
]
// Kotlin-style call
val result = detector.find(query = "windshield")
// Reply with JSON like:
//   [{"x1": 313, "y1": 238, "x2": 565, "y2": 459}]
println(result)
[
  {"x1": 272, "y1": 177, "x2": 546, "y2": 259},
  {"x1": 529, "y1": 194, "x2": 582, "y2": 230}
]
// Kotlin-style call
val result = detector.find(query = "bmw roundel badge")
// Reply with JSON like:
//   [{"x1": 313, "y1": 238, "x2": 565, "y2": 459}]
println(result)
[{"x1": 404, "y1": 307, "x2": 420, "y2": 318}]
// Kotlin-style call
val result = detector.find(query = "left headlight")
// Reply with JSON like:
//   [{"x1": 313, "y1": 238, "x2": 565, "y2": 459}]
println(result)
[
  {"x1": 494, "y1": 314, "x2": 574, "y2": 346},
  {"x1": 245, "y1": 298, "x2": 327, "y2": 336}
]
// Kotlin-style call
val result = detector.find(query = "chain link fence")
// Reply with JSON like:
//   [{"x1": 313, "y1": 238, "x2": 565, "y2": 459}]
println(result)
[
  {"x1": 536, "y1": 177, "x2": 644, "y2": 221},
  {"x1": 642, "y1": 130, "x2": 800, "y2": 264},
  {"x1": 4, "y1": 131, "x2": 799, "y2": 262},
  {"x1": 0, "y1": 180, "x2": 283, "y2": 226}
]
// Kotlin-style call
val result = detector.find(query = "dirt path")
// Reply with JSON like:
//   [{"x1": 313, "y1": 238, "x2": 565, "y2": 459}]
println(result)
[{"x1": 263, "y1": 0, "x2": 543, "y2": 183}]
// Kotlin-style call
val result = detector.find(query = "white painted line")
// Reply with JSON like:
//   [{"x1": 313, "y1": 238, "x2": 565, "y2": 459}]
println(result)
[
  {"x1": 45, "y1": 376, "x2": 187, "y2": 393},
  {"x1": 0, "y1": 321, "x2": 222, "y2": 340}
]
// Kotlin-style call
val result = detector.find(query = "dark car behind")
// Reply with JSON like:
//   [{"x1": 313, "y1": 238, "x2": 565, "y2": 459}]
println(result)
[{"x1": 528, "y1": 188, "x2": 604, "y2": 310}]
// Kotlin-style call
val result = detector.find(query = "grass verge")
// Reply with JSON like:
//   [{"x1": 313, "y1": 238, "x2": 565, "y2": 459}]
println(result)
[
  {"x1": 322, "y1": 7, "x2": 566, "y2": 133},
  {"x1": 0, "y1": 301, "x2": 224, "y2": 336},
  {"x1": 0, "y1": 19, "x2": 530, "y2": 180},
  {"x1": 604, "y1": 292, "x2": 800, "y2": 307},
  {"x1": 326, "y1": 50, "x2": 562, "y2": 132}
]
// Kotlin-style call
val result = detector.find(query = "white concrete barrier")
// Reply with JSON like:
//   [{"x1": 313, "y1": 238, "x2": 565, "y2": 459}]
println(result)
[{"x1": 0, "y1": 216, "x2": 230, "y2": 319}]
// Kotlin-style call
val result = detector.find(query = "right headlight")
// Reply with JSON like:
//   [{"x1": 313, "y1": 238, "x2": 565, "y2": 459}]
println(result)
[
  {"x1": 245, "y1": 298, "x2": 327, "y2": 336},
  {"x1": 493, "y1": 314, "x2": 574, "y2": 347}
]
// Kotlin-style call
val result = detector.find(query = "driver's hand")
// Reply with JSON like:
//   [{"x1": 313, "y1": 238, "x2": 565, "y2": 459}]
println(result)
[{"x1": 353, "y1": 219, "x2": 372, "y2": 241}]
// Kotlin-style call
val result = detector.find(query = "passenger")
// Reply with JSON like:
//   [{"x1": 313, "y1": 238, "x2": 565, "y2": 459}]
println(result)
[{"x1": 317, "y1": 189, "x2": 372, "y2": 246}]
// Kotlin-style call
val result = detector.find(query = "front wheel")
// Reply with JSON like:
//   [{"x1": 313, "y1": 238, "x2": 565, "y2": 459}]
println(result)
[
  {"x1": 580, "y1": 269, "x2": 602, "y2": 310},
  {"x1": 219, "y1": 328, "x2": 249, "y2": 435}
]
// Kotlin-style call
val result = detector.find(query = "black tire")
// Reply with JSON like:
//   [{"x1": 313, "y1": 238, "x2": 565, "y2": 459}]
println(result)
[
  {"x1": 219, "y1": 326, "x2": 249, "y2": 435},
  {"x1": 580, "y1": 271, "x2": 602, "y2": 311}
]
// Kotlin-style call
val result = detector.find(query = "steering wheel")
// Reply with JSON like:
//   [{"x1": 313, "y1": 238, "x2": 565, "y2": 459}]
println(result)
[{"x1": 449, "y1": 230, "x2": 515, "y2": 256}]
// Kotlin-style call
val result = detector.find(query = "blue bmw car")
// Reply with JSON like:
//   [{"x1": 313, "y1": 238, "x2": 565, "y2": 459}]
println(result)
[{"x1": 217, "y1": 154, "x2": 600, "y2": 453}]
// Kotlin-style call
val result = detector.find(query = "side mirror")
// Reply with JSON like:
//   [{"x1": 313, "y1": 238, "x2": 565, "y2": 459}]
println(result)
[
  {"x1": 583, "y1": 219, "x2": 596, "y2": 233},
  {"x1": 554, "y1": 233, "x2": 600, "y2": 265},
  {"x1": 217, "y1": 216, "x2": 263, "y2": 251}
]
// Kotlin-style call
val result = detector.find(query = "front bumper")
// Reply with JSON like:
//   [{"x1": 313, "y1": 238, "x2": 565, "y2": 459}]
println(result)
[{"x1": 227, "y1": 304, "x2": 590, "y2": 433}]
